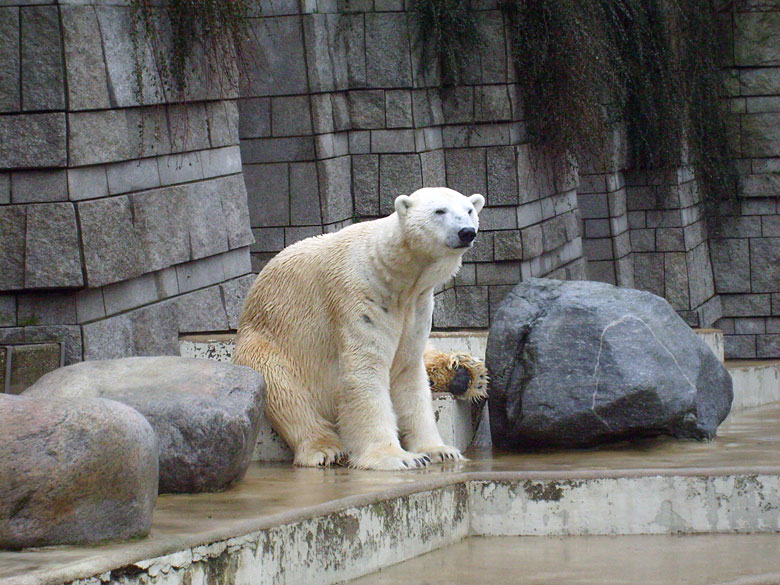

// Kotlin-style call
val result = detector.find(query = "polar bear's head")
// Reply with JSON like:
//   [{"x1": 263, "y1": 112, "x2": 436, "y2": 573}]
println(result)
[{"x1": 394, "y1": 187, "x2": 485, "y2": 255}]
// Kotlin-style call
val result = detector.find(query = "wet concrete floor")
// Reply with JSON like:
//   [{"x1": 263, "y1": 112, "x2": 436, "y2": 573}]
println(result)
[
  {"x1": 347, "y1": 534, "x2": 780, "y2": 585},
  {"x1": 2, "y1": 403, "x2": 780, "y2": 584}
]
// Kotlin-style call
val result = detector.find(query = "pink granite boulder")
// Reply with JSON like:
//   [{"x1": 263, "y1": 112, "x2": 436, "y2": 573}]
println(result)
[{"x1": 0, "y1": 394, "x2": 158, "y2": 550}]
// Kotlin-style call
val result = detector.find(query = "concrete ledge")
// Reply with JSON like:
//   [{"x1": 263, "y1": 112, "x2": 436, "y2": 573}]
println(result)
[
  {"x1": 727, "y1": 360, "x2": 780, "y2": 412},
  {"x1": 3, "y1": 403, "x2": 780, "y2": 585},
  {"x1": 347, "y1": 534, "x2": 780, "y2": 585}
]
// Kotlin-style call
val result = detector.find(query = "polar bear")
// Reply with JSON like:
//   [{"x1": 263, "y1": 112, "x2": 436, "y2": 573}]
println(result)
[{"x1": 233, "y1": 187, "x2": 485, "y2": 470}]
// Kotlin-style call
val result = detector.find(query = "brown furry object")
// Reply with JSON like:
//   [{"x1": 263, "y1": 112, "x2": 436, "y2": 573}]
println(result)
[{"x1": 424, "y1": 344, "x2": 488, "y2": 402}]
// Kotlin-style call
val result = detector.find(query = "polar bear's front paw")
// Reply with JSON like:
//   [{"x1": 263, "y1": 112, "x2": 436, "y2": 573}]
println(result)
[
  {"x1": 349, "y1": 447, "x2": 431, "y2": 471},
  {"x1": 294, "y1": 440, "x2": 347, "y2": 467},
  {"x1": 419, "y1": 445, "x2": 466, "y2": 464}
]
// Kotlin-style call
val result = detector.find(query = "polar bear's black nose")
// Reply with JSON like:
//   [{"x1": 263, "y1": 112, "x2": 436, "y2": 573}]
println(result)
[{"x1": 458, "y1": 227, "x2": 476, "y2": 244}]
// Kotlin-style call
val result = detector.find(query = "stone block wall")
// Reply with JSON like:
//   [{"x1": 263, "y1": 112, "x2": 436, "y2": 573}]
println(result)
[
  {"x1": 579, "y1": 165, "x2": 722, "y2": 329},
  {"x1": 239, "y1": 0, "x2": 587, "y2": 329},
  {"x1": 0, "y1": 1, "x2": 255, "y2": 366},
  {"x1": 577, "y1": 169, "x2": 634, "y2": 289},
  {"x1": 576, "y1": 4, "x2": 780, "y2": 357},
  {"x1": 624, "y1": 168, "x2": 721, "y2": 329},
  {"x1": 711, "y1": 5, "x2": 780, "y2": 358}
]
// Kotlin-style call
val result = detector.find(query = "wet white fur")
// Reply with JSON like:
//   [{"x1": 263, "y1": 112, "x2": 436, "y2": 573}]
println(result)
[{"x1": 233, "y1": 188, "x2": 485, "y2": 470}]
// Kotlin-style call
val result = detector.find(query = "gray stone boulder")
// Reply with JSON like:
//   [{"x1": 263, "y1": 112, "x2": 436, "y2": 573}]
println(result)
[
  {"x1": 0, "y1": 394, "x2": 158, "y2": 549},
  {"x1": 25, "y1": 357, "x2": 266, "y2": 493},
  {"x1": 486, "y1": 279, "x2": 733, "y2": 450}
]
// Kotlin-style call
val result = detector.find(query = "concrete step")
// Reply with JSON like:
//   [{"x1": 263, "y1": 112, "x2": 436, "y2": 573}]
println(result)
[
  {"x1": 726, "y1": 360, "x2": 780, "y2": 413},
  {"x1": 345, "y1": 534, "x2": 780, "y2": 585},
  {"x1": 3, "y1": 403, "x2": 779, "y2": 585}
]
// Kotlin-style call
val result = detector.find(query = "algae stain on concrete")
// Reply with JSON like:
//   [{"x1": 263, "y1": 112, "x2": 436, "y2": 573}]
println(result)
[
  {"x1": 654, "y1": 500, "x2": 688, "y2": 533},
  {"x1": 522, "y1": 480, "x2": 565, "y2": 502}
]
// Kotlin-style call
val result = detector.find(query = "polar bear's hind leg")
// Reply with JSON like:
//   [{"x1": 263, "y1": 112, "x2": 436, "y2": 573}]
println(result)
[{"x1": 235, "y1": 334, "x2": 346, "y2": 467}]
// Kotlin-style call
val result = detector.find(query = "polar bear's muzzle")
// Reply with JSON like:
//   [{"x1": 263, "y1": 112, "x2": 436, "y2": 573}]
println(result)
[{"x1": 454, "y1": 227, "x2": 477, "y2": 248}]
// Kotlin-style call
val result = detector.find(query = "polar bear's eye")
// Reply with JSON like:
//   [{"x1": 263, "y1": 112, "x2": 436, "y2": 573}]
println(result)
[
  {"x1": 435, "y1": 209, "x2": 446, "y2": 215},
  {"x1": 468, "y1": 209, "x2": 473, "y2": 215}
]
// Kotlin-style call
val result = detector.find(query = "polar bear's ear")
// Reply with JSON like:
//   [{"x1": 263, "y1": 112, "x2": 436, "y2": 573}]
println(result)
[
  {"x1": 470, "y1": 194, "x2": 485, "y2": 215},
  {"x1": 394, "y1": 194, "x2": 413, "y2": 218}
]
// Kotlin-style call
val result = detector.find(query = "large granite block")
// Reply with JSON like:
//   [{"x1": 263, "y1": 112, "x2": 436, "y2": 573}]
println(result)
[
  {"x1": 130, "y1": 186, "x2": 190, "y2": 273},
  {"x1": 222, "y1": 274, "x2": 255, "y2": 329},
  {"x1": 721, "y1": 293, "x2": 771, "y2": 317},
  {"x1": 686, "y1": 243, "x2": 715, "y2": 309},
  {"x1": 0, "y1": 8, "x2": 20, "y2": 112},
  {"x1": 386, "y1": 90, "x2": 413, "y2": 128},
  {"x1": 318, "y1": 156, "x2": 352, "y2": 224},
  {"x1": 68, "y1": 110, "x2": 132, "y2": 167},
  {"x1": 477, "y1": 11, "x2": 507, "y2": 84},
  {"x1": 0, "y1": 206, "x2": 25, "y2": 290},
  {"x1": 102, "y1": 273, "x2": 159, "y2": 316},
  {"x1": 243, "y1": 17, "x2": 308, "y2": 97},
  {"x1": 167, "y1": 104, "x2": 211, "y2": 152},
  {"x1": 371, "y1": 129, "x2": 416, "y2": 153},
  {"x1": 76, "y1": 288, "x2": 106, "y2": 323},
  {"x1": 420, "y1": 149, "x2": 446, "y2": 186},
  {"x1": 61, "y1": 5, "x2": 110, "y2": 111},
  {"x1": 633, "y1": 252, "x2": 665, "y2": 298},
  {"x1": 96, "y1": 6, "x2": 163, "y2": 107},
  {"x1": 348, "y1": 90, "x2": 386, "y2": 129},
  {"x1": 106, "y1": 158, "x2": 161, "y2": 195},
  {"x1": 289, "y1": 162, "x2": 321, "y2": 225},
  {"x1": 21, "y1": 6, "x2": 64, "y2": 111},
  {"x1": 201, "y1": 145, "x2": 242, "y2": 179},
  {"x1": 445, "y1": 149, "x2": 487, "y2": 197},
  {"x1": 240, "y1": 136, "x2": 316, "y2": 164},
  {"x1": 244, "y1": 163, "x2": 290, "y2": 227},
  {"x1": 740, "y1": 67, "x2": 780, "y2": 96},
  {"x1": 664, "y1": 252, "x2": 690, "y2": 310},
  {"x1": 750, "y1": 238, "x2": 780, "y2": 293},
  {"x1": 742, "y1": 113, "x2": 780, "y2": 158},
  {"x1": 238, "y1": 97, "x2": 271, "y2": 139},
  {"x1": 303, "y1": 14, "x2": 362, "y2": 92},
  {"x1": 365, "y1": 13, "x2": 412, "y2": 87},
  {"x1": 218, "y1": 174, "x2": 254, "y2": 249},
  {"x1": 81, "y1": 314, "x2": 134, "y2": 360},
  {"x1": 271, "y1": 95, "x2": 312, "y2": 137},
  {"x1": 475, "y1": 86, "x2": 511, "y2": 122},
  {"x1": 0, "y1": 295, "x2": 15, "y2": 327},
  {"x1": 206, "y1": 100, "x2": 240, "y2": 148},
  {"x1": 0, "y1": 113, "x2": 66, "y2": 168},
  {"x1": 175, "y1": 254, "x2": 226, "y2": 294},
  {"x1": 11, "y1": 170, "x2": 67, "y2": 204},
  {"x1": 78, "y1": 196, "x2": 143, "y2": 287},
  {"x1": 486, "y1": 146, "x2": 518, "y2": 206},
  {"x1": 757, "y1": 334, "x2": 780, "y2": 359},
  {"x1": 353, "y1": 154, "x2": 379, "y2": 217},
  {"x1": 735, "y1": 12, "x2": 780, "y2": 67},
  {"x1": 433, "y1": 286, "x2": 489, "y2": 328},
  {"x1": 186, "y1": 179, "x2": 230, "y2": 260},
  {"x1": 379, "y1": 154, "x2": 422, "y2": 215},
  {"x1": 441, "y1": 87, "x2": 475, "y2": 124},
  {"x1": 173, "y1": 286, "x2": 230, "y2": 333},
  {"x1": 25, "y1": 203, "x2": 83, "y2": 289},
  {"x1": 158, "y1": 151, "x2": 204, "y2": 187}
]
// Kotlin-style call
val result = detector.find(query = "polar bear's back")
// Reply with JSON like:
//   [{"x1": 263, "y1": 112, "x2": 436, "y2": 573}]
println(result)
[{"x1": 235, "y1": 220, "x2": 377, "y2": 377}]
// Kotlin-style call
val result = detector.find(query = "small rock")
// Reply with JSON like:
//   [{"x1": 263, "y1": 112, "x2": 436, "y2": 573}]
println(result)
[
  {"x1": 25, "y1": 357, "x2": 266, "y2": 493},
  {"x1": 486, "y1": 279, "x2": 733, "y2": 450},
  {"x1": 0, "y1": 394, "x2": 158, "y2": 549}
]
